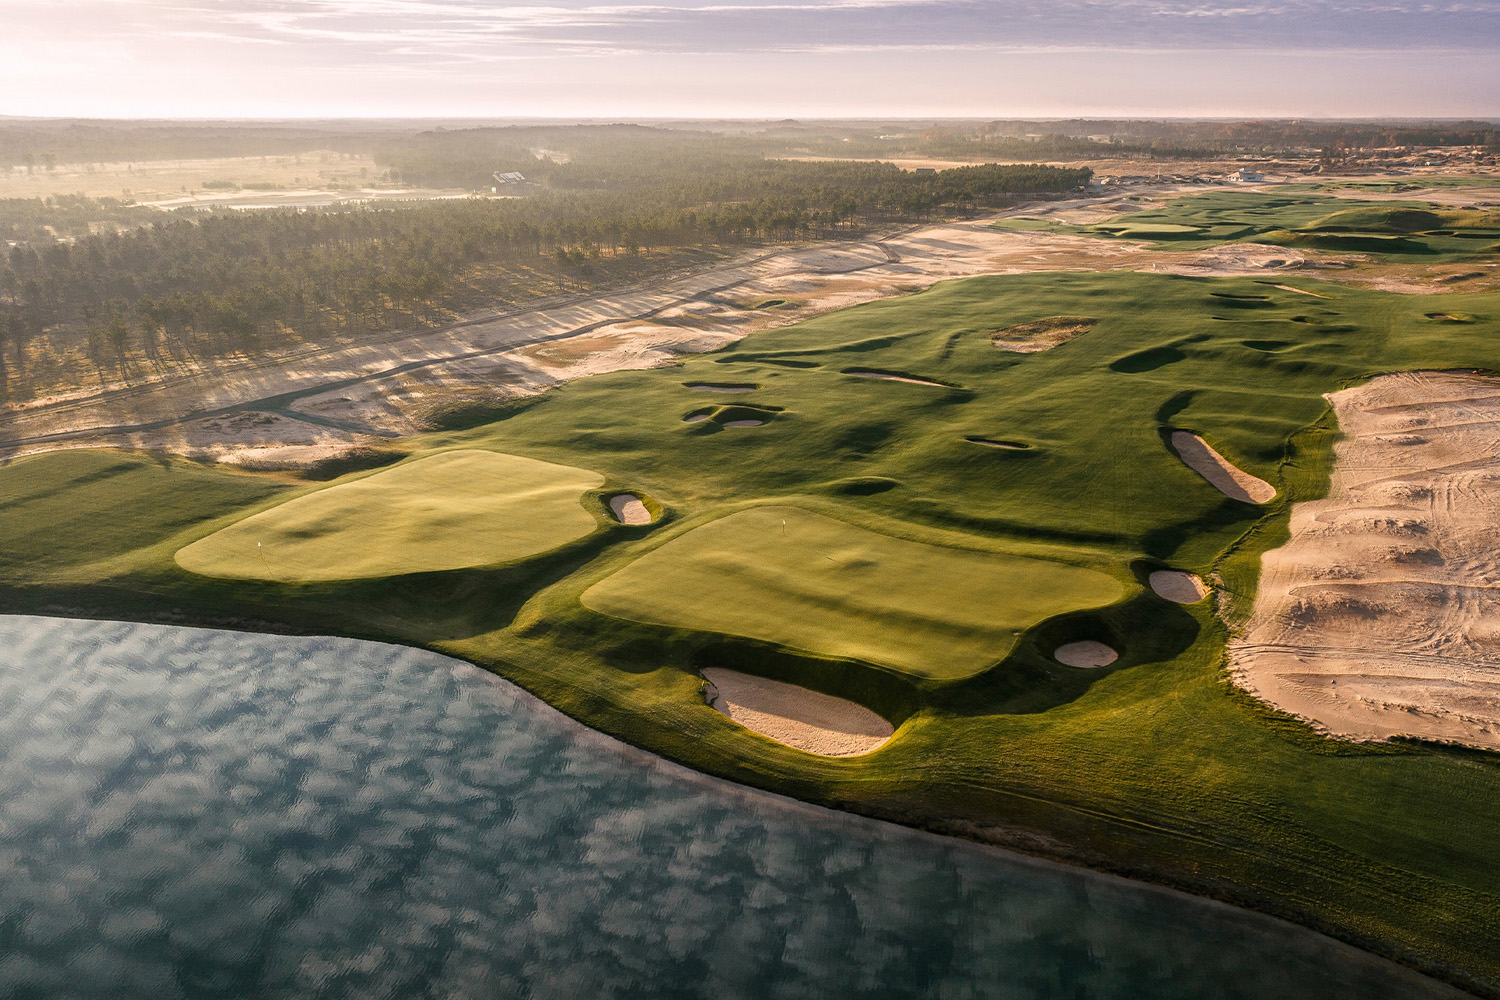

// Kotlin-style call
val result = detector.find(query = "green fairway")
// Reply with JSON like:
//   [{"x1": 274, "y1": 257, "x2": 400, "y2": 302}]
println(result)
[
  {"x1": 175, "y1": 449, "x2": 604, "y2": 581},
  {"x1": 582, "y1": 505, "x2": 1123, "y2": 678},
  {"x1": 996, "y1": 190, "x2": 1500, "y2": 260},
  {"x1": 8, "y1": 265, "x2": 1500, "y2": 994}
]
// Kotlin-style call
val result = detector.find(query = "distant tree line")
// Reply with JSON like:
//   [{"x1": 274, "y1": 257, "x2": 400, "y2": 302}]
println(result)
[{"x1": 0, "y1": 134, "x2": 1088, "y2": 397}]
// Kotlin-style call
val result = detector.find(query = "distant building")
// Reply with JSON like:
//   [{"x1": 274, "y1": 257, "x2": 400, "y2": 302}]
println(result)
[
  {"x1": 914, "y1": 167, "x2": 937, "y2": 175},
  {"x1": 1229, "y1": 167, "x2": 1264, "y2": 183},
  {"x1": 493, "y1": 171, "x2": 527, "y2": 185}
]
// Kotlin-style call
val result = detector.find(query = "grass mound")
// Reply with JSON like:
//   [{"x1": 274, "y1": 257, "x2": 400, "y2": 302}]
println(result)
[
  {"x1": 175, "y1": 450, "x2": 603, "y2": 581},
  {"x1": 582, "y1": 506, "x2": 1124, "y2": 679}
]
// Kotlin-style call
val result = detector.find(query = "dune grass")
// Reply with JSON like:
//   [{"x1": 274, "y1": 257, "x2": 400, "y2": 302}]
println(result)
[
  {"x1": 175, "y1": 450, "x2": 604, "y2": 581},
  {"x1": 582, "y1": 505, "x2": 1123, "y2": 678},
  {"x1": 4, "y1": 269, "x2": 1500, "y2": 993}
]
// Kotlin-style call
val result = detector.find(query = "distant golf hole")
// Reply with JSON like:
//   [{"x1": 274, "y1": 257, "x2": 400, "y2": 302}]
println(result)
[
  {"x1": 608, "y1": 493, "x2": 652, "y2": 525},
  {"x1": 1054, "y1": 641, "x2": 1118, "y2": 669}
]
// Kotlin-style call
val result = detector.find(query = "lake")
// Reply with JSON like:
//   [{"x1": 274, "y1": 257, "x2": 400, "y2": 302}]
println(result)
[{"x1": 0, "y1": 616, "x2": 1467, "y2": 999}]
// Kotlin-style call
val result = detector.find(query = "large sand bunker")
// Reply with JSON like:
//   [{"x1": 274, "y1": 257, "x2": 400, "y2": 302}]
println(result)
[
  {"x1": 1232, "y1": 371, "x2": 1500, "y2": 748},
  {"x1": 1170, "y1": 431, "x2": 1277, "y2": 503},
  {"x1": 1054, "y1": 641, "x2": 1119, "y2": 668},
  {"x1": 701, "y1": 668, "x2": 893, "y2": 756}
]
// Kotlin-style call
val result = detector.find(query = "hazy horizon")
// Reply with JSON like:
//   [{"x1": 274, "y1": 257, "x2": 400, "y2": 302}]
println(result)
[{"x1": 6, "y1": 1, "x2": 1499, "y2": 120}]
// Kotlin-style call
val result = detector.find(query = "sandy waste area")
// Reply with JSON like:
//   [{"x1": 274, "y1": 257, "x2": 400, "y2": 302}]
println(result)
[
  {"x1": 701, "y1": 668, "x2": 893, "y2": 756},
  {"x1": 1232, "y1": 371, "x2": 1500, "y2": 748}
]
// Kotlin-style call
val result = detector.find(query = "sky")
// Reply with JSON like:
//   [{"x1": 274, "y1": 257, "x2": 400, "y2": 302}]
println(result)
[{"x1": 3, "y1": 0, "x2": 1498, "y2": 119}]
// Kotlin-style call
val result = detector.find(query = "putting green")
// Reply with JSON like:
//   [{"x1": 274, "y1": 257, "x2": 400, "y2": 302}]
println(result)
[
  {"x1": 176, "y1": 450, "x2": 604, "y2": 581},
  {"x1": 582, "y1": 506, "x2": 1124, "y2": 678}
]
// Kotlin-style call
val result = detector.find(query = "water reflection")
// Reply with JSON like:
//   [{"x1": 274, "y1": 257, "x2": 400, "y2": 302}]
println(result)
[{"x1": 0, "y1": 616, "x2": 1467, "y2": 999}]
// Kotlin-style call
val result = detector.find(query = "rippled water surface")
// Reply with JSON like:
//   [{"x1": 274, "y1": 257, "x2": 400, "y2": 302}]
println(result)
[{"x1": 0, "y1": 616, "x2": 1467, "y2": 999}]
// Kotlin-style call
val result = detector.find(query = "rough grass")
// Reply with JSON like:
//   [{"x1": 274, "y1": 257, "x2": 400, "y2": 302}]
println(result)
[
  {"x1": 582, "y1": 505, "x2": 1123, "y2": 679},
  {"x1": 175, "y1": 450, "x2": 604, "y2": 582},
  {"x1": 5, "y1": 270, "x2": 1500, "y2": 994}
]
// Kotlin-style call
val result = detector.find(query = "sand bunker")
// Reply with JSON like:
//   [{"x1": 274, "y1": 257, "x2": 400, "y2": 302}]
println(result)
[
  {"x1": 1054, "y1": 641, "x2": 1119, "y2": 668},
  {"x1": 992, "y1": 316, "x2": 1094, "y2": 353},
  {"x1": 844, "y1": 370, "x2": 948, "y2": 387},
  {"x1": 1150, "y1": 570, "x2": 1208, "y2": 603},
  {"x1": 701, "y1": 668, "x2": 893, "y2": 756},
  {"x1": 1271, "y1": 284, "x2": 1334, "y2": 299},
  {"x1": 608, "y1": 493, "x2": 652, "y2": 525},
  {"x1": 1170, "y1": 431, "x2": 1276, "y2": 503},
  {"x1": 683, "y1": 412, "x2": 712, "y2": 423},
  {"x1": 967, "y1": 437, "x2": 1031, "y2": 450},
  {"x1": 1231, "y1": 371, "x2": 1500, "y2": 749},
  {"x1": 721, "y1": 419, "x2": 764, "y2": 428}
]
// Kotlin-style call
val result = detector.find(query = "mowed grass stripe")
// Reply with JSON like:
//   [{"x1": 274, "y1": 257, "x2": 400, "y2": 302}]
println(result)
[
  {"x1": 176, "y1": 450, "x2": 604, "y2": 582},
  {"x1": 582, "y1": 506, "x2": 1123, "y2": 678}
]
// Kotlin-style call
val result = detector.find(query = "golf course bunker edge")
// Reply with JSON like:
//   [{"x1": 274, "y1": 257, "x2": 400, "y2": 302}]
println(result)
[
  {"x1": 1169, "y1": 430, "x2": 1276, "y2": 504},
  {"x1": 1054, "y1": 641, "x2": 1119, "y2": 669},
  {"x1": 701, "y1": 668, "x2": 893, "y2": 756},
  {"x1": 608, "y1": 493, "x2": 653, "y2": 525}
]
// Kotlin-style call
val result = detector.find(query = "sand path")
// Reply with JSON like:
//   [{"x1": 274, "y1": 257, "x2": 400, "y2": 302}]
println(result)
[
  {"x1": 1171, "y1": 431, "x2": 1277, "y2": 503},
  {"x1": 1231, "y1": 371, "x2": 1500, "y2": 748},
  {"x1": 701, "y1": 668, "x2": 893, "y2": 756}
]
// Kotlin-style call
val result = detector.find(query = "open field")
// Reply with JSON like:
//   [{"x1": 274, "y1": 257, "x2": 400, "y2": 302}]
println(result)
[
  {"x1": 583, "y1": 505, "x2": 1122, "y2": 678},
  {"x1": 176, "y1": 450, "x2": 604, "y2": 581},
  {"x1": 0, "y1": 151, "x2": 403, "y2": 204},
  {"x1": 7, "y1": 257, "x2": 1500, "y2": 994}
]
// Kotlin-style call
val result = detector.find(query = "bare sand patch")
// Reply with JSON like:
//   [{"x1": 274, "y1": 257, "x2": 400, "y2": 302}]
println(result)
[
  {"x1": 1231, "y1": 371, "x2": 1500, "y2": 749},
  {"x1": 1170, "y1": 431, "x2": 1276, "y2": 503},
  {"x1": 683, "y1": 412, "x2": 712, "y2": 423},
  {"x1": 967, "y1": 437, "x2": 1030, "y2": 450},
  {"x1": 1054, "y1": 641, "x2": 1119, "y2": 668},
  {"x1": 991, "y1": 316, "x2": 1095, "y2": 353},
  {"x1": 608, "y1": 493, "x2": 652, "y2": 525},
  {"x1": 844, "y1": 370, "x2": 948, "y2": 387},
  {"x1": 1150, "y1": 570, "x2": 1208, "y2": 603},
  {"x1": 1271, "y1": 284, "x2": 1334, "y2": 298},
  {"x1": 701, "y1": 668, "x2": 893, "y2": 756},
  {"x1": 721, "y1": 419, "x2": 765, "y2": 428}
]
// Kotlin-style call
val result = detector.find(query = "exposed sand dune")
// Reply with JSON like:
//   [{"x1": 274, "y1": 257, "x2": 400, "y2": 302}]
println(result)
[
  {"x1": 991, "y1": 316, "x2": 1094, "y2": 353},
  {"x1": 1150, "y1": 570, "x2": 1208, "y2": 603},
  {"x1": 1054, "y1": 641, "x2": 1119, "y2": 668},
  {"x1": 608, "y1": 494, "x2": 652, "y2": 525},
  {"x1": 1232, "y1": 371, "x2": 1500, "y2": 748},
  {"x1": 844, "y1": 370, "x2": 948, "y2": 387},
  {"x1": 701, "y1": 668, "x2": 893, "y2": 756},
  {"x1": 1170, "y1": 431, "x2": 1277, "y2": 503}
]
